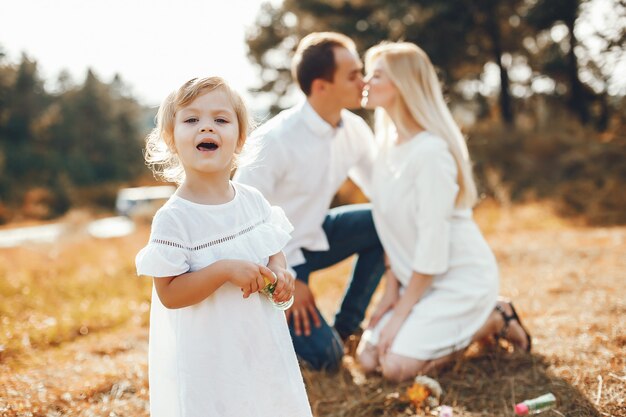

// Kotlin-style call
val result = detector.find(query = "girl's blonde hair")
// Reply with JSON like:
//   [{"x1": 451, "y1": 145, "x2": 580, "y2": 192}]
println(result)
[
  {"x1": 144, "y1": 76, "x2": 251, "y2": 184},
  {"x1": 365, "y1": 42, "x2": 478, "y2": 208}
]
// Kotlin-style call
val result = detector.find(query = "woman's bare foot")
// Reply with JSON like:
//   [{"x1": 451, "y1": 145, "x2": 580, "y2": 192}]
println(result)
[{"x1": 494, "y1": 300, "x2": 531, "y2": 352}]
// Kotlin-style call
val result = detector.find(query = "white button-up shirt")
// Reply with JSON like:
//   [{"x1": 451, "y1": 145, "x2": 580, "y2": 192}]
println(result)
[{"x1": 234, "y1": 100, "x2": 376, "y2": 269}]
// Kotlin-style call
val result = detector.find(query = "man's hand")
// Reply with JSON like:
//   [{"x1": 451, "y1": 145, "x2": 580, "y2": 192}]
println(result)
[{"x1": 285, "y1": 280, "x2": 321, "y2": 336}]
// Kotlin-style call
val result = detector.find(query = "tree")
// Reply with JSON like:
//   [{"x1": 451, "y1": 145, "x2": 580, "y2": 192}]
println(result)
[
  {"x1": 524, "y1": 0, "x2": 626, "y2": 129},
  {"x1": 1, "y1": 55, "x2": 51, "y2": 188},
  {"x1": 246, "y1": 0, "x2": 529, "y2": 124},
  {"x1": 3, "y1": 55, "x2": 49, "y2": 143},
  {"x1": 0, "y1": 48, "x2": 147, "y2": 217},
  {"x1": 525, "y1": 0, "x2": 592, "y2": 124}
]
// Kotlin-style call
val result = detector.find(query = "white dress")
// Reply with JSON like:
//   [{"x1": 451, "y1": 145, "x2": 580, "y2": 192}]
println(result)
[
  {"x1": 362, "y1": 132, "x2": 499, "y2": 360},
  {"x1": 135, "y1": 182, "x2": 313, "y2": 417}
]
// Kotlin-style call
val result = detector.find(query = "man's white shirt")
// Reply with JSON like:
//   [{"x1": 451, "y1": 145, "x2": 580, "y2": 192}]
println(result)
[{"x1": 234, "y1": 100, "x2": 376, "y2": 270}]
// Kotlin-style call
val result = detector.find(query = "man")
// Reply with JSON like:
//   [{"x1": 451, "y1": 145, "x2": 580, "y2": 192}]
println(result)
[{"x1": 235, "y1": 32, "x2": 384, "y2": 371}]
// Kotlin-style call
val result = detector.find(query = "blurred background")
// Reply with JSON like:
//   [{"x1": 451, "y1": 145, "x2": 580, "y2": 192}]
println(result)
[{"x1": 0, "y1": 0, "x2": 624, "y2": 227}]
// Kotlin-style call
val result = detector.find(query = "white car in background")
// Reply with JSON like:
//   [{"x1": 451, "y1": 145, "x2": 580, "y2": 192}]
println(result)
[{"x1": 115, "y1": 185, "x2": 175, "y2": 217}]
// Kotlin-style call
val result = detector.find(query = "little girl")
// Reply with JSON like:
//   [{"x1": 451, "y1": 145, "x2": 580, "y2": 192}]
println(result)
[{"x1": 135, "y1": 77, "x2": 313, "y2": 417}]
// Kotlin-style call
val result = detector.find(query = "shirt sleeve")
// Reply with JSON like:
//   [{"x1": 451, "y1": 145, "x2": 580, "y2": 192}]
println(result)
[
  {"x1": 348, "y1": 118, "x2": 377, "y2": 198},
  {"x1": 234, "y1": 132, "x2": 285, "y2": 200},
  {"x1": 135, "y1": 210, "x2": 190, "y2": 278},
  {"x1": 411, "y1": 143, "x2": 459, "y2": 275}
]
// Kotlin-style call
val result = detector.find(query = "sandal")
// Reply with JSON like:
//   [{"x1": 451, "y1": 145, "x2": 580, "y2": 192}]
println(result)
[{"x1": 494, "y1": 302, "x2": 532, "y2": 352}]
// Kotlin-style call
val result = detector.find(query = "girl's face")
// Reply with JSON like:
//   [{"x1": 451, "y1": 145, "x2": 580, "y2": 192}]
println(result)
[
  {"x1": 173, "y1": 88, "x2": 240, "y2": 180},
  {"x1": 362, "y1": 58, "x2": 398, "y2": 111}
]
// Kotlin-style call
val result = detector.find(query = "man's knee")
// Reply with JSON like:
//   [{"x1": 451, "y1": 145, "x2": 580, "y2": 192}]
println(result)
[
  {"x1": 291, "y1": 327, "x2": 344, "y2": 371},
  {"x1": 298, "y1": 341, "x2": 344, "y2": 371},
  {"x1": 326, "y1": 204, "x2": 376, "y2": 232}
]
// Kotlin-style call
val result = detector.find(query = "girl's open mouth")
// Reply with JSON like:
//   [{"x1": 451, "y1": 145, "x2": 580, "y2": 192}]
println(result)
[{"x1": 196, "y1": 141, "x2": 219, "y2": 151}]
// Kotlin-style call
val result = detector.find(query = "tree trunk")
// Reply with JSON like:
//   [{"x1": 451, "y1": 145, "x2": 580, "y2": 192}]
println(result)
[
  {"x1": 485, "y1": 7, "x2": 514, "y2": 125},
  {"x1": 565, "y1": 17, "x2": 589, "y2": 124},
  {"x1": 496, "y1": 52, "x2": 514, "y2": 125}
]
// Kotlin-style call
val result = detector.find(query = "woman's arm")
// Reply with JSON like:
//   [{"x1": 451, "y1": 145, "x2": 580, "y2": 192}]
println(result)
[
  {"x1": 368, "y1": 266, "x2": 401, "y2": 329},
  {"x1": 153, "y1": 259, "x2": 273, "y2": 309},
  {"x1": 376, "y1": 143, "x2": 455, "y2": 354},
  {"x1": 377, "y1": 271, "x2": 433, "y2": 355},
  {"x1": 391, "y1": 271, "x2": 433, "y2": 321}
]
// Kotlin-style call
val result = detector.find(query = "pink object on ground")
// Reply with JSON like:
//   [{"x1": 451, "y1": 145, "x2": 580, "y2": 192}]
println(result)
[
  {"x1": 439, "y1": 405, "x2": 453, "y2": 417},
  {"x1": 514, "y1": 403, "x2": 530, "y2": 415}
]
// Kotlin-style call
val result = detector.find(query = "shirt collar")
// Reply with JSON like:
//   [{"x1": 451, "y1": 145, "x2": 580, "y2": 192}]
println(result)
[{"x1": 300, "y1": 100, "x2": 343, "y2": 137}]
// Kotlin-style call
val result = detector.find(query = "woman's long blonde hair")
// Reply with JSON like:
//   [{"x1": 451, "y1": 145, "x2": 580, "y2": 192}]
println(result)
[
  {"x1": 366, "y1": 42, "x2": 477, "y2": 208},
  {"x1": 144, "y1": 76, "x2": 250, "y2": 184}
]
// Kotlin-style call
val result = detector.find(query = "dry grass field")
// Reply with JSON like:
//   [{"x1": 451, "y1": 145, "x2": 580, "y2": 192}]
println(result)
[{"x1": 0, "y1": 200, "x2": 624, "y2": 417}]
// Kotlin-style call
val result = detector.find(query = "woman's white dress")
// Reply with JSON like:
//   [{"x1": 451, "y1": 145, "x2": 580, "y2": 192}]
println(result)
[
  {"x1": 362, "y1": 132, "x2": 499, "y2": 360},
  {"x1": 136, "y1": 182, "x2": 312, "y2": 417}
]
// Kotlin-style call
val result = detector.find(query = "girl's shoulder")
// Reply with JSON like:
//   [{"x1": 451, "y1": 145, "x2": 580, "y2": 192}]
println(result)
[
  {"x1": 141, "y1": 199, "x2": 195, "y2": 250},
  {"x1": 149, "y1": 198, "x2": 188, "y2": 232},
  {"x1": 232, "y1": 182, "x2": 270, "y2": 206}
]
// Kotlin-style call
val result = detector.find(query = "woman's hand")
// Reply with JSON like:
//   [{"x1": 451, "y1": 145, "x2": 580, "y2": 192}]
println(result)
[
  {"x1": 368, "y1": 287, "x2": 399, "y2": 330},
  {"x1": 376, "y1": 270, "x2": 433, "y2": 357},
  {"x1": 377, "y1": 312, "x2": 406, "y2": 357},
  {"x1": 368, "y1": 268, "x2": 401, "y2": 329},
  {"x1": 267, "y1": 265, "x2": 295, "y2": 303}
]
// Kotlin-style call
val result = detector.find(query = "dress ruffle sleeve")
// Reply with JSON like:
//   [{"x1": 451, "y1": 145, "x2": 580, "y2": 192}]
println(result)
[
  {"x1": 135, "y1": 187, "x2": 294, "y2": 276},
  {"x1": 233, "y1": 205, "x2": 293, "y2": 262},
  {"x1": 135, "y1": 211, "x2": 190, "y2": 278},
  {"x1": 136, "y1": 240, "x2": 190, "y2": 278}
]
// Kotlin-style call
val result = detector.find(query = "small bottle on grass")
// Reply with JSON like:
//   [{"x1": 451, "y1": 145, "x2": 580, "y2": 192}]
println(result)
[{"x1": 514, "y1": 393, "x2": 557, "y2": 415}]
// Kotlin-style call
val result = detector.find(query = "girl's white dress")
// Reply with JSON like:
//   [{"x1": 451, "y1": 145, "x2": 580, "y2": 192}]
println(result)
[
  {"x1": 136, "y1": 182, "x2": 312, "y2": 417},
  {"x1": 362, "y1": 132, "x2": 499, "y2": 360}
]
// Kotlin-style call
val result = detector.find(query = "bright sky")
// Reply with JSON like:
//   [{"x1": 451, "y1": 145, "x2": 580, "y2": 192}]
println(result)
[{"x1": 0, "y1": 0, "x2": 273, "y2": 107}]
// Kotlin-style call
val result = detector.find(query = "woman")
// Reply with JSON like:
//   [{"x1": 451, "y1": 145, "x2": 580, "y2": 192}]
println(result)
[{"x1": 357, "y1": 42, "x2": 531, "y2": 382}]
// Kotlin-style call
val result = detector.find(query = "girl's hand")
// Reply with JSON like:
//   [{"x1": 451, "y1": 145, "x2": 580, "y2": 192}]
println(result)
[
  {"x1": 226, "y1": 260, "x2": 273, "y2": 298},
  {"x1": 268, "y1": 266, "x2": 295, "y2": 303},
  {"x1": 377, "y1": 313, "x2": 405, "y2": 357},
  {"x1": 368, "y1": 287, "x2": 399, "y2": 330}
]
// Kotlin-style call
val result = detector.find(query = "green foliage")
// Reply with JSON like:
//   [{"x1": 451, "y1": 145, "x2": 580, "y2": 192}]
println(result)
[
  {"x1": 0, "y1": 54, "x2": 147, "y2": 221},
  {"x1": 246, "y1": 0, "x2": 529, "y2": 123}
]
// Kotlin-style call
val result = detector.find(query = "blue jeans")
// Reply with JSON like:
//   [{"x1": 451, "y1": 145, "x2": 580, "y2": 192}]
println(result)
[{"x1": 290, "y1": 204, "x2": 385, "y2": 371}]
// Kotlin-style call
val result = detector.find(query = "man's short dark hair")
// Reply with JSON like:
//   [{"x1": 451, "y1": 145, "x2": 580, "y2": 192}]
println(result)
[{"x1": 292, "y1": 32, "x2": 356, "y2": 96}]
